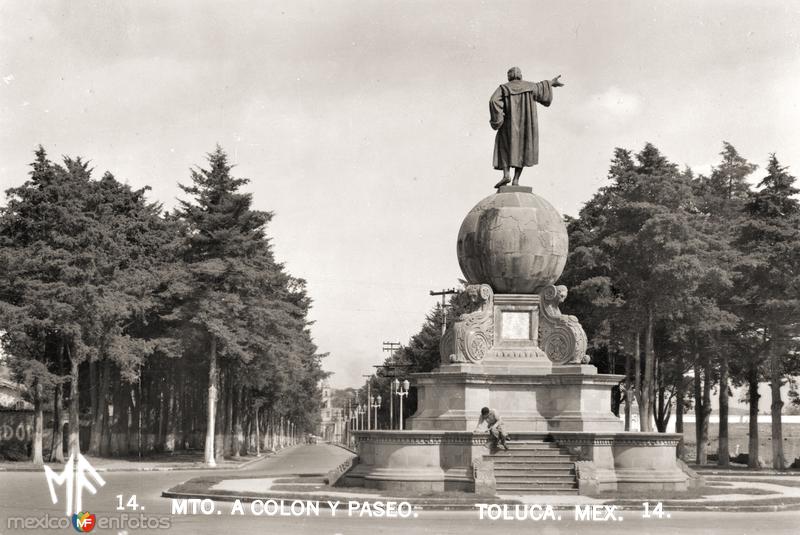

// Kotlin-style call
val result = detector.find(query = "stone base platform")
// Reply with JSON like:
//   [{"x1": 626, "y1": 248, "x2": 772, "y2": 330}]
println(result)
[
  {"x1": 341, "y1": 431, "x2": 695, "y2": 495},
  {"x1": 552, "y1": 431, "x2": 700, "y2": 494},
  {"x1": 407, "y1": 366, "x2": 625, "y2": 433},
  {"x1": 341, "y1": 431, "x2": 485, "y2": 492}
]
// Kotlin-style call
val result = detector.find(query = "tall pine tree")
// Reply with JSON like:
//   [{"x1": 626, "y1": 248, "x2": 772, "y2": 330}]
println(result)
[{"x1": 735, "y1": 154, "x2": 800, "y2": 469}]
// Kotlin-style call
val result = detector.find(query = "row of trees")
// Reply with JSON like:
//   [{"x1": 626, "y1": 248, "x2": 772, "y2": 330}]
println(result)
[
  {"x1": 560, "y1": 142, "x2": 799, "y2": 469},
  {"x1": 0, "y1": 146, "x2": 327, "y2": 465},
  {"x1": 360, "y1": 142, "x2": 799, "y2": 470}
]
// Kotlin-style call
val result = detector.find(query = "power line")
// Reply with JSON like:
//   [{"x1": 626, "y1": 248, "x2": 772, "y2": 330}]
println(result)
[{"x1": 382, "y1": 341, "x2": 402, "y2": 353}]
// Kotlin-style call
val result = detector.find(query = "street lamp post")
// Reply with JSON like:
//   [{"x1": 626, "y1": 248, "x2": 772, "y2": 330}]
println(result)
[
  {"x1": 345, "y1": 398, "x2": 350, "y2": 446},
  {"x1": 381, "y1": 341, "x2": 402, "y2": 429},
  {"x1": 393, "y1": 379, "x2": 410, "y2": 430},
  {"x1": 358, "y1": 405, "x2": 366, "y2": 430},
  {"x1": 350, "y1": 409, "x2": 356, "y2": 448},
  {"x1": 370, "y1": 395, "x2": 382, "y2": 429}
]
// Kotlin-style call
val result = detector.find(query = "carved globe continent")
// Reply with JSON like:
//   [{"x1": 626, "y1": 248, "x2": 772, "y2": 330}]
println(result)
[{"x1": 457, "y1": 189, "x2": 568, "y2": 294}]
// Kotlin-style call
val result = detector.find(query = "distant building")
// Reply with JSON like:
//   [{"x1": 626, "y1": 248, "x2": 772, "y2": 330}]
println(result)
[
  {"x1": 0, "y1": 361, "x2": 37, "y2": 458},
  {"x1": 0, "y1": 358, "x2": 32, "y2": 411},
  {"x1": 318, "y1": 381, "x2": 343, "y2": 442}
]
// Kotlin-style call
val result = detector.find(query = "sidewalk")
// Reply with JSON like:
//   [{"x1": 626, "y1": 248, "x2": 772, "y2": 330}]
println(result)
[{"x1": 0, "y1": 446, "x2": 297, "y2": 472}]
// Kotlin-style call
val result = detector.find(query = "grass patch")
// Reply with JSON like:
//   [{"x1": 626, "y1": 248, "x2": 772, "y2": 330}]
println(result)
[
  {"x1": 694, "y1": 464, "x2": 800, "y2": 473},
  {"x1": 612, "y1": 497, "x2": 800, "y2": 508},
  {"x1": 413, "y1": 491, "x2": 497, "y2": 502},
  {"x1": 599, "y1": 485, "x2": 774, "y2": 501},
  {"x1": 719, "y1": 478, "x2": 800, "y2": 488},
  {"x1": 167, "y1": 476, "x2": 229, "y2": 495}
]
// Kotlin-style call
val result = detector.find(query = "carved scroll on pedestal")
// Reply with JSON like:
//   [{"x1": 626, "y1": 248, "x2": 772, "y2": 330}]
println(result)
[
  {"x1": 537, "y1": 285, "x2": 590, "y2": 364},
  {"x1": 440, "y1": 284, "x2": 494, "y2": 364}
]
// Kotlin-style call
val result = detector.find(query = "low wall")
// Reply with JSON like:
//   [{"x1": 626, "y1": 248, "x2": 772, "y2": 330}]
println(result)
[
  {"x1": 342, "y1": 430, "x2": 692, "y2": 496},
  {"x1": 342, "y1": 431, "x2": 488, "y2": 492},
  {"x1": 551, "y1": 431, "x2": 695, "y2": 494},
  {"x1": 0, "y1": 410, "x2": 54, "y2": 460}
]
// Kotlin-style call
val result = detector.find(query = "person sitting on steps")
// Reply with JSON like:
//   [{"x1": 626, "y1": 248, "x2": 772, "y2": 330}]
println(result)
[{"x1": 474, "y1": 407, "x2": 510, "y2": 451}]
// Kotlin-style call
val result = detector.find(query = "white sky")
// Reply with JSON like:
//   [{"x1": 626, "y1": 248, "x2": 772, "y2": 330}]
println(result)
[{"x1": 1, "y1": 1, "x2": 799, "y2": 389}]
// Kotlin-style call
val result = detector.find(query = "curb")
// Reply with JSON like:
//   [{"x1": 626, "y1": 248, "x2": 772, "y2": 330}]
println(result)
[
  {"x1": 0, "y1": 447, "x2": 296, "y2": 473},
  {"x1": 160, "y1": 489, "x2": 800, "y2": 513},
  {"x1": 327, "y1": 442, "x2": 357, "y2": 455},
  {"x1": 699, "y1": 471, "x2": 800, "y2": 477},
  {"x1": 160, "y1": 490, "x2": 525, "y2": 511},
  {"x1": 607, "y1": 500, "x2": 800, "y2": 512}
]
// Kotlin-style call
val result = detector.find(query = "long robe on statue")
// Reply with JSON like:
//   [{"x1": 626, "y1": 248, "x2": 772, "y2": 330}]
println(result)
[{"x1": 490, "y1": 79, "x2": 553, "y2": 170}]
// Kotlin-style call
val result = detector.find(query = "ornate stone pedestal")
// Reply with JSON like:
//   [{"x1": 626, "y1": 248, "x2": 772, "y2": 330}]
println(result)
[
  {"x1": 408, "y1": 367, "x2": 623, "y2": 432},
  {"x1": 341, "y1": 186, "x2": 692, "y2": 495},
  {"x1": 439, "y1": 284, "x2": 589, "y2": 370},
  {"x1": 408, "y1": 280, "x2": 620, "y2": 432}
]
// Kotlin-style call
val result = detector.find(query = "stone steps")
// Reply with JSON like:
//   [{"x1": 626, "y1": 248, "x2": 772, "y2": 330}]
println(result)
[
  {"x1": 492, "y1": 456, "x2": 575, "y2": 468},
  {"x1": 492, "y1": 449, "x2": 568, "y2": 456},
  {"x1": 503, "y1": 440, "x2": 561, "y2": 446},
  {"x1": 487, "y1": 438, "x2": 578, "y2": 494},
  {"x1": 501, "y1": 446, "x2": 563, "y2": 450},
  {"x1": 494, "y1": 464, "x2": 575, "y2": 477},
  {"x1": 508, "y1": 442, "x2": 558, "y2": 449},
  {"x1": 496, "y1": 486, "x2": 579, "y2": 494},
  {"x1": 496, "y1": 482, "x2": 577, "y2": 489},
  {"x1": 495, "y1": 474, "x2": 576, "y2": 484}
]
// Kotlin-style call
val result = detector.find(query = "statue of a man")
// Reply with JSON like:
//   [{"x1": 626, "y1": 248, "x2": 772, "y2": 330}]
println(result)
[{"x1": 490, "y1": 67, "x2": 564, "y2": 188}]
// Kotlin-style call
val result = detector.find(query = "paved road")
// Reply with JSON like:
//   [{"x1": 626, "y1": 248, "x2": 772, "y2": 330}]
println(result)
[{"x1": 0, "y1": 444, "x2": 798, "y2": 534}]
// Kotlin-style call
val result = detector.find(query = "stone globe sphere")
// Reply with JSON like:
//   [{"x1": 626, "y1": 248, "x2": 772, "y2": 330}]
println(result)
[{"x1": 456, "y1": 189, "x2": 569, "y2": 294}]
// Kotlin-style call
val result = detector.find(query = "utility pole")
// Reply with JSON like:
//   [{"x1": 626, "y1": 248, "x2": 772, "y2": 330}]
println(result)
[
  {"x1": 429, "y1": 288, "x2": 458, "y2": 335},
  {"x1": 382, "y1": 341, "x2": 402, "y2": 353}
]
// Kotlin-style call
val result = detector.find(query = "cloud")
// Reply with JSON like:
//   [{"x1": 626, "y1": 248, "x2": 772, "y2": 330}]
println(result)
[{"x1": 591, "y1": 86, "x2": 643, "y2": 118}]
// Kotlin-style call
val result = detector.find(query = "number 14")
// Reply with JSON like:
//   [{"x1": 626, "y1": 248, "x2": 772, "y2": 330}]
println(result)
[{"x1": 116, "y1": 494, "x2": 139, "y2": 511}]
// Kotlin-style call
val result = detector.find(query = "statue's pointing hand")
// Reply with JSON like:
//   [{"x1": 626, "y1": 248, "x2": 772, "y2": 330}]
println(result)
[{"x1": 551, "y1": 75, "x2": 564, "y2": 87}]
